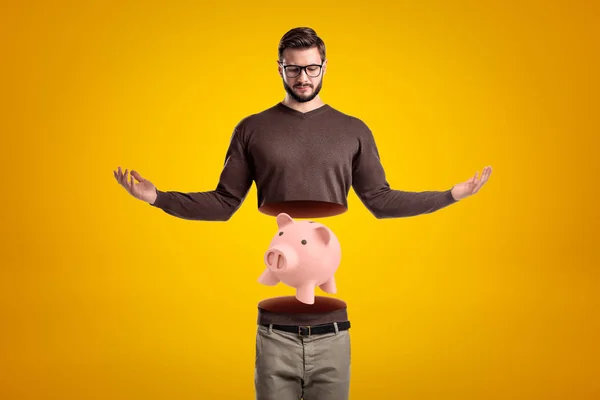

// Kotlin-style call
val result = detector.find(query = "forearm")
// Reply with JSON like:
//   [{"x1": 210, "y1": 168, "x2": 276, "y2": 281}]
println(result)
[
  {"x1": 150, "y1": 188, "x2": 246, "y2": 221},
  {"x1": 358, "y1": 186, "x2": 457, "y2": 219}
]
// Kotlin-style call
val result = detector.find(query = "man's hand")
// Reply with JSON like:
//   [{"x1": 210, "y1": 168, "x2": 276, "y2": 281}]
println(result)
[
  {"x1": 451, "y1": 166, "x2": 492, "y2": 201},
  {"x1": 113, "y1": 167, "x2": 158, "y2": 204}
]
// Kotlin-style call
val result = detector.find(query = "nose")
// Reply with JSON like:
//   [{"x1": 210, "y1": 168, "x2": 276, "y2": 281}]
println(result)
[
  {"x1": 296, "y1": 69, "x2": 311, "y2": 82},
  {"x1": 265, "y1": 249, "x2": 286, "y2": 270},
  {"x1": 299, "y1": 68, "x2": 310, "y2": 78}
]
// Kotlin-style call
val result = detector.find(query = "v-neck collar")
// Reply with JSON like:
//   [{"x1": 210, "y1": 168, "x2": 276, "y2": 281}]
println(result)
[{"x1": 276, "y1": 102, "x2": 332, "y2": 119}]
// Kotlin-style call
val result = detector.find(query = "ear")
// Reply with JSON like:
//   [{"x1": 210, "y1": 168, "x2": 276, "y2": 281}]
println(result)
[
  {"x1": 276, "y1": 213, "x2": 294, "y2": 229},
  {"x1": 314, "y1": 225, "x2": 331, "y2": 245},
  {"x1": 322, "y1": 59, "x2": 328, "y2": 75},
  {"x1": 277, "y1": 60, "x2": 283, "y2": 77}
]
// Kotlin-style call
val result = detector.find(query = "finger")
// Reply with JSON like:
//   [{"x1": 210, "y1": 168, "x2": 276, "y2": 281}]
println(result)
[
  {"x1": 481, "y1": 167, "x2": 490, "y2": 183},
  {"x1": 124, "y1": 169, "x2": 130, "y2": 190},
  {"x1": 130, "y1": 173, "x2": 137, "y2": 195},
  {"x1": 471, "y1": 171, "x2": 483, "y2": 192},
  {"x1": 471, "y1": 171, "x2": 478, "y2": 184},
  {"x1": 119, "y1": 167, "x2": 127, "y2": 185},
  {"x1": 482, "y1": 168, "x2": 490, "y2": 182},
  {"x1": 474, "y1": 175, "x2": 487, "y2": 192},
  {"x1": 131, "y1": 170, "x2": 145, "y2": 182}
]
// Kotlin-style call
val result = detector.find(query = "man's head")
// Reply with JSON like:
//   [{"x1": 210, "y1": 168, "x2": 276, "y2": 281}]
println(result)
[{"x1": 277, "y1": 27, "x2": 327, "y2": 103}]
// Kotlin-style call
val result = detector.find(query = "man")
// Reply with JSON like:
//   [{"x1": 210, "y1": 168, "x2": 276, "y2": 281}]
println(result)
[{"x1": 114, "y1": 27, "x2": 491, "y2": 400}]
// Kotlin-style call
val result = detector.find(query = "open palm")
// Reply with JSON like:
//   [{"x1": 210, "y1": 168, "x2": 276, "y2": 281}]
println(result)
[
  {"x1": 451, "y1": 166, "x2": 492, "y2": 201},
  {"x1": 113, "y1": 167, "x2": 158, "y2": 204}
]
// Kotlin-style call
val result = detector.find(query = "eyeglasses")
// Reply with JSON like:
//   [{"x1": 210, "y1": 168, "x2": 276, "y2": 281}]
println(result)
[{"x1": 279, "y1": 62, "x2": 323, "y2": 78}]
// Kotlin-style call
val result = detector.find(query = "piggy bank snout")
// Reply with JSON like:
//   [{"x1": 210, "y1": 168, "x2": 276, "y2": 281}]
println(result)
[{"x1": 264, "y1": 246, "x2": 298, "y2": 272}]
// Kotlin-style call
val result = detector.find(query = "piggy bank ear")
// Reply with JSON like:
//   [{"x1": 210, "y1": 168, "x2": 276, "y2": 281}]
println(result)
[
  {"x1": 314, "y1": 225, "x2": 331, "y2": 245},
  {"x1": 276, "y1": 213, "x2": 294, "y2": 229}
]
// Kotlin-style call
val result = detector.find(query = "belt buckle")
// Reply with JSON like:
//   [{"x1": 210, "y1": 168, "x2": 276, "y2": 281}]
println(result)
[{"x1": 298, "y1": 325, "x2": 311, "y2": 337}]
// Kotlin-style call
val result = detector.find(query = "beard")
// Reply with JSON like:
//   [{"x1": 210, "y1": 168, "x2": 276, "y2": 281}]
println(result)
[{"x1": 283, "y1": 78, "x2": 323, "y2": 103}]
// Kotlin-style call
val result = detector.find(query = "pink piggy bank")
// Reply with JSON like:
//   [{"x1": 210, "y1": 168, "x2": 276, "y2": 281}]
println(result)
[{"x1": 258, "y1": 213, "x2": 342, "y2": 304}]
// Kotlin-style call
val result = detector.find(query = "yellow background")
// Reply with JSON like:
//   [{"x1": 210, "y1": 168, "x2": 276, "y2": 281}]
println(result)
[{"x1": 1, "y1": 0, "x2": 598, "y2": 399}]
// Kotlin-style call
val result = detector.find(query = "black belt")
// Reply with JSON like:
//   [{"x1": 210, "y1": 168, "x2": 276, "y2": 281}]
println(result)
[{"x1": 261, "y1": 321, "x2": 351, "y2": 337}]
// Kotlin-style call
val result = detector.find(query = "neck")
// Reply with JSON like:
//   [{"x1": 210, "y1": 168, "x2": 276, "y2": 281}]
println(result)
[{"x1": 282, "y1": 96, "x2": 325, "y2": 113}]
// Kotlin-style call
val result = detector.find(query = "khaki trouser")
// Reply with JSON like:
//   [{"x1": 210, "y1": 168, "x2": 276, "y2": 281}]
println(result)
[{"x1": 254, "y1": 322, "x2": 351, "y2": 400}]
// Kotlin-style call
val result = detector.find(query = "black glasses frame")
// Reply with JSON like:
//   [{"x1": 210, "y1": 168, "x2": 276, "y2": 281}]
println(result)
[{"x1": 278, "y1": 62, "x2": 324, "y2": 78}]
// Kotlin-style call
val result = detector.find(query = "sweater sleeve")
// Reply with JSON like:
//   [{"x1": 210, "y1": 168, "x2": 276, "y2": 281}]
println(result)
[
  {"x1": 149, "y1": 127, "x2": 253, "y2": 221},
  {"x1": 351, "y1": 123, "x2": 457, "y2": 219}
]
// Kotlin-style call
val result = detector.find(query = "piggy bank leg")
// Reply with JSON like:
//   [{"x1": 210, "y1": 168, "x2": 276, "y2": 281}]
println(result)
[
  {"x1": 296, "y1": 283, "x2": 316, "y2": 304},
  {"x1": 319, "y1": 277, "x2": 337, "y2": 294},
  {"x1": 257, "y1": 268, "x2": 280, "y2": 286}
]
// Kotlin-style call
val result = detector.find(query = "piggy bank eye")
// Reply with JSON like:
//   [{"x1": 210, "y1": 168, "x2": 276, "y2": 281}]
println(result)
[
  {"x1": 279, "y1": 232, "x2": 284, "y2": 236},
  {"x1": 301, "y1": 240, "x2": 307, "y2": 245}
]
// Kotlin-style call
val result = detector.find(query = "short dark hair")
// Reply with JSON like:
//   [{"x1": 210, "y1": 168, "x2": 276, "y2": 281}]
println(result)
[{"x1": 278, "y1": 27, "x2": 326, "y2": 62}]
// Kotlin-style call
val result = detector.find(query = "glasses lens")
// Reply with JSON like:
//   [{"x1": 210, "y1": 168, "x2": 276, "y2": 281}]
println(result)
[
  {"x1": 285, "y1": 67, "x2": 300, "y2": 77},
  {"x1": 306, "y1": 65, "x2": 321, "y2": 77}
]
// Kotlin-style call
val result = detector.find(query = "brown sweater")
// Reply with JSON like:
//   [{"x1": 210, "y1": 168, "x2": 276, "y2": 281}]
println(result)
[{"x1": 150, "y1": 102, "x2": 457, "y2": 220}]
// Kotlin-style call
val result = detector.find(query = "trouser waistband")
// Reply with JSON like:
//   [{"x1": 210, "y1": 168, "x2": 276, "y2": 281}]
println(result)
[{"x1": 261, "y1": 321, "x2": 351, "y2": 337}]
